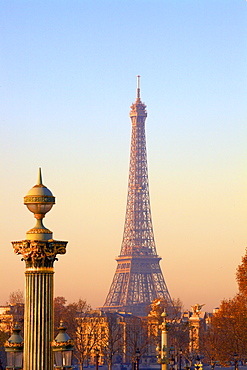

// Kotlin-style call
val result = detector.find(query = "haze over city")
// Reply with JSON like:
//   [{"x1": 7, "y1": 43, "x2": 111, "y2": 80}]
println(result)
[{"x1": 1, "y1": 0, "x2": 246, "y2": 313}]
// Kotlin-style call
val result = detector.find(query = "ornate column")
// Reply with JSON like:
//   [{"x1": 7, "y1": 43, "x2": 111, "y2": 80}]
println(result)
[
  {"x1": 12, "y1": 169, "x2": 67, "y2": 370},
  {"x1": 160, "y1": 310, "x2": 168, "y2": 370},
  {"x1": 189, "y1": 304, "x2": 204, "y2": 354}
]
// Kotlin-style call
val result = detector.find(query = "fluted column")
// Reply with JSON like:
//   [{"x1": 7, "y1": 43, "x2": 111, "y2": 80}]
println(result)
[{"x1": 25, "y1": 268, "x2": 53, "y2": 369}]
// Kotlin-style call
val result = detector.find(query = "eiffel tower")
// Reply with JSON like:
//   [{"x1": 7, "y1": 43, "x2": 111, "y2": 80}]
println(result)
[{"x1": 102, "y1": 77, "x2": 172, "y2": 316}]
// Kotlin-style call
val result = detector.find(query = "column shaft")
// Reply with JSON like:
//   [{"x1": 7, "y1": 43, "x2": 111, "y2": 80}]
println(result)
[{"x1": 24, "y1": 269, "x2": 54, "y2": 370}]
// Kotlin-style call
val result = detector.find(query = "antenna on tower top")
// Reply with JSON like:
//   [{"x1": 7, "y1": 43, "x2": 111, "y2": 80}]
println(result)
[{"x1": 137, "y1": 75, "x2": 141, "y2": 99}]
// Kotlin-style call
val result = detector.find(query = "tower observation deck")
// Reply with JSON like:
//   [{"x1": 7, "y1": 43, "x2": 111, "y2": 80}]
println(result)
[{"x1": 102, "y1": 77, "x2": 172, "y2": 316}]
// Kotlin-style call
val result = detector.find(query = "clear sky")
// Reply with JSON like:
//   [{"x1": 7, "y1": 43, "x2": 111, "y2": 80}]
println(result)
[{"x1": 1, "y1": 0, "x2": 246, "y2": 312}]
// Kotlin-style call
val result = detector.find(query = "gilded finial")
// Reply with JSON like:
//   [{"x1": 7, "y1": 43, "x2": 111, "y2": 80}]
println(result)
[
  {"x1": 24, "y1": 169, "x2": 55, "y2": 240},
  {"x1": 37, "y1": 167, "x2": 42, "y2": 185}
]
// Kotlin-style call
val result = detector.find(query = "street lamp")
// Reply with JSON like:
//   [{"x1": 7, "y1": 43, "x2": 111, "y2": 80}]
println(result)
[
  {"x1": 234, "y1": 354, "x2": 238, "y2": 370},
  {"x1": 194, "y1": 356, "x2": 201, "y2": 370},
  {"x1": 184, "y1": 359, "x2": 190, "y2": 370},
  {"x1": 169, "y1": 346, "x2": 175, "y2": 370},
  {"x1": 4, "y1": 323, "x2": 23, "y2": 370},
  {"x1": 156, "y1": 345, "x2": 161, "y2": 363},
  {"x1": 178, "y1": 349, "x2": 182, "y2": 370},
  {"x1": 95, "y1": 348, "x2": 100, "y2": 370},
  {"x1": 160, "y1": 309, "x2": 168, "y2": 370},
  {"x1": 135, "y1": 348, "x2": 141, "y2": 370},
  {"x1": 52, "y1": 320, "x2": 74, "y2": 370}
]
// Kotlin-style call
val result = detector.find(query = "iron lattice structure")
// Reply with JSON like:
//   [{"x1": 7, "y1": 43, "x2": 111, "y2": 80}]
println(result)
[{"x1": 102, "y1": 78, "x2": 172, "y2": 316}]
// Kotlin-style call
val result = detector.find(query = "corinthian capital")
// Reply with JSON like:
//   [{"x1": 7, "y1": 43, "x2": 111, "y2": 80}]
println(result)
[{"x1": 12, "y1": 239, "x2": 67, "y2": 268}]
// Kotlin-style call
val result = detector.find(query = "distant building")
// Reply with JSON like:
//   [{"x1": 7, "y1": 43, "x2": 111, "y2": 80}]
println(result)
[{"x1": 0, "y1": 304, "x2": 24, "y2": 333}]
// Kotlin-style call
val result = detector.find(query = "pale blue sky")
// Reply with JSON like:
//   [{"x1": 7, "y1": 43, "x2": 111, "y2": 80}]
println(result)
[{"x1": 1, "y1": 0, "x2": 246, "y2": 311}]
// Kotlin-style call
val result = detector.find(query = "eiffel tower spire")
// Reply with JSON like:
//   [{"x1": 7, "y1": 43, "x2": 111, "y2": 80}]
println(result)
[{"x1": 102, "y1": 77, "x2": 172, "y2": 316}]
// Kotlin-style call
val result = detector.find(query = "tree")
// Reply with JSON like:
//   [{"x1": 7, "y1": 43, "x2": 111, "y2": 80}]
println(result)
[
  {"x1": 125, "y1": 315, "x2": 150, "y2": 365},
  {"x1": 200, "y1": 321, "x2": 222, "y2": 367},
  {"x1": 198, "y1": 248, "x2": 247, "y2": 365},
  {"x1": 167, "y1": 298, "x2": 189, "y2": 352},
  {"x1": 54, "y1": 296, "x2": 68, "y2": 334},
  {"x1": 54, "y1": 297, "x2": 91, "y2": 338},
  {"x1": 207, "y1": 295, "x2": 247, "y2": 364},
  {"x1": 74, "y1": 310, "x2": 102, "y2": 370},
  {"x1": 67, "y1": 298, "x2": 91, "y2": 338},
  {"x1": 200, "y1": 294, "x2": 247, "y2": 365},
  {"x1": 199, "y1": 248, "x2": 247, "y2": 365},
  {"x1": 0, "y1": 330, "x2": 8, "y2": 367},
  {"x1": 8, "y1": 290, "x2": 24, "y2": 304},
  {"x1": 101, "y1": 313, "x2": 123, "y2": 370},
  {"x1": 54, "y1": 297, "x2": 94, "y2": 370},
  {"x1": 236, "y1": 248, "x2": 247, "y2": 297}
]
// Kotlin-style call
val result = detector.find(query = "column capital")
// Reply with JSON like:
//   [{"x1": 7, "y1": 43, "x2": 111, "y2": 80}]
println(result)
[{"x1": 12, "y1": 239, "x2": 67, "y2": 268}]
